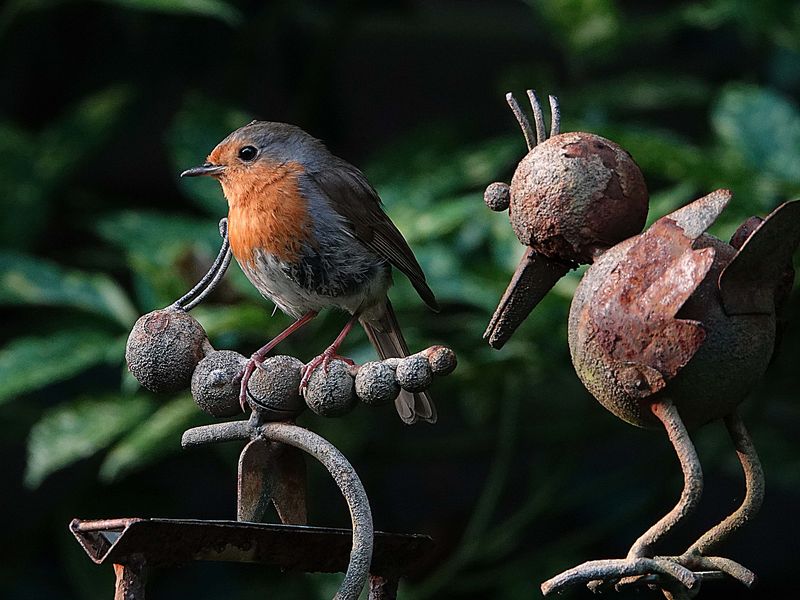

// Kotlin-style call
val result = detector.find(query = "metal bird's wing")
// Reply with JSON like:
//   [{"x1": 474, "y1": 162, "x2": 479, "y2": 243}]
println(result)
[
  {"x1": 719, "y1": 200, "x2": 800, "y2": 315},
  {"x1": 307, "y1": 159, "x2": 439, "y2": 311}
]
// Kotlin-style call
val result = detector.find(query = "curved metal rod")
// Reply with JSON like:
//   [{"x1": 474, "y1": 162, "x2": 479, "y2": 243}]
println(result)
[
  {"x1": 505, "y1": 92, "x2": 536, "y2": 151},
  {"x1": 174, "y1": 218, "x2": 232, "y2": 311},
  {"x1": 541, "y1": 557, "x2": 697, "y2": 596},
  {"x1": 687, "y1": 410, "x2": 763, "y2": 555},
  {"x1": 181, "y1": 419, "x2": 374, "y2": 600},
  {"x1": 548, "y1": 94, "x2": 561, "y2": 137},
  {"x1": 627, "y1": 400, "x2": 703, "y2": 559},
  {"x1": 257, "y1": 422, "x2": 373, "y2": 600}
]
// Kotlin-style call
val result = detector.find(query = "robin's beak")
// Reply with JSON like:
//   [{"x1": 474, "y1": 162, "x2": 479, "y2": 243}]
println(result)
[{"x1": 181, "y1": 163, "x2": 226, "y2": 178}]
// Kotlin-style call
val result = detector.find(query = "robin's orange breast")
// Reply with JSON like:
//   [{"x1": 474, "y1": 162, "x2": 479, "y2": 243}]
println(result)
[{"x1": 225, "y1": 160, "x2": 313, "y2": 265}]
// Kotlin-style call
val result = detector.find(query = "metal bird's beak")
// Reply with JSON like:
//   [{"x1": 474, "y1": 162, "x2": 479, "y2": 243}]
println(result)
[{"x1": 180, "y1": 163, "x2": 226, "y2": 178}]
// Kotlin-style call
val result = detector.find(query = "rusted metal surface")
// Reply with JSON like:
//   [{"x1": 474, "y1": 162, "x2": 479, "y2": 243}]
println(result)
[
  {"x1": 70, "y1": 518, "x2": 432, "y2": 578},
  {"x1": 688, "y1": 410, "x2": 764, "y2": 559},
  {"x1": 237, "y1": 439, "x2": 308, "y2": 525},
  {"x1": 114, "y1": 554, "x2": 147, "y2": 600},
  {"x1": 182, "y1": 419, "x2": 374, "y2": 599},
  {"x1": 541, "y1": 400, "x2": 706, "y2": 597},
  {"x1": 368, "y1": 575, "x2": 399, "y2": 600},
  {"x1": 508, "y1": 131, "x2": 648, "y2": 265},
  {"x1": 586, "y1": 217, "x2": 715, "y2": 399},
  {"x1": 483, "y1": 247, "x2": 571, "y2": 349},
  {"x1": 720, "y1": 200, "x2": 800, "y2": 315},
  {"x1": 627, "y1": 401, "x2": 703, "y2": 559},
  {"x1": 664, "y1": 188, "x2": 731, "y2": 239}
]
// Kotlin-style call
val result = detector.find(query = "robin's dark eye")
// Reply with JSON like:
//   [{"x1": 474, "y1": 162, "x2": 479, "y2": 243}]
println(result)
[{"x1": 238, "y1": 145, "x2": 258, "y2": 161}]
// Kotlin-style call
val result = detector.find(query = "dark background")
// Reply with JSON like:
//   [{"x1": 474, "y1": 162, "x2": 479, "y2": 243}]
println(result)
[{"x1": 1, "y1": 1, "x2": 799, "y2": 598}]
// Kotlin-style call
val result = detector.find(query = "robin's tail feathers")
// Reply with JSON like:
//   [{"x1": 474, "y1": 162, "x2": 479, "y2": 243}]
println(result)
[{"x1": 360, "y1": 300, "x2": 437, "y2": 424}]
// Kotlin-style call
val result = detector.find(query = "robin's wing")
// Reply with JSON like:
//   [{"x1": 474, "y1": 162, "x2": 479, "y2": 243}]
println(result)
[{"x1": 307, "y1": 160, "x2": 439, "y2": 311}]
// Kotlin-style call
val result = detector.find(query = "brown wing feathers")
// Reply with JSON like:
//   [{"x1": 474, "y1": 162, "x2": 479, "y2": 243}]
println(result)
[{"x1": 309, "y1": 162, "x2": 439, "y2": 312}]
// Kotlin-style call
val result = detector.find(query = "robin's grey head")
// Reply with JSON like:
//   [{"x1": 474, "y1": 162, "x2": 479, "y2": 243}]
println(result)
[{"x1": 180, "y1": 121, "x2": 328, "y2": 181}]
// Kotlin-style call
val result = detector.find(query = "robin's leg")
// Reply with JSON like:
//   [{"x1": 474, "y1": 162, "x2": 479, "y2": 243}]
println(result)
[
  {"x1": 239, "y1": 311, "x2": 318, "y2": 411},
  {"x1": 299, "y1": 313, "x2": 359, "y2": 392}
]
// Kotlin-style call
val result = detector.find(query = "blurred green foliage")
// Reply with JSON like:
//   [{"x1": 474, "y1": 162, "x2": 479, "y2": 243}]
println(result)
[{"x1": 1, "y1": 1, "x2": 799, "y2": 598}]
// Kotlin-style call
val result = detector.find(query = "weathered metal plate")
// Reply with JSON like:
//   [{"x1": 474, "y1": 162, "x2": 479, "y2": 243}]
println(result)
[
  {"x1": 663, "y1": 189, "x2": 731, "y2": 239},
  {"x1": 587, "y1": 216, "x2": 715, "y2": 397},
  {"x1": 70, "y1": 518, "x2": 433, "y2": 578},
  {"x1": 720, "y1": 200, "x2": 800, "y2": 315}
]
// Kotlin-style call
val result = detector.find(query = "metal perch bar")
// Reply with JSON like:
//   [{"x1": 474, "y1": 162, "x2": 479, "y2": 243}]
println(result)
[{"x1": 183, "y1": 419, "x2": 374, "y2": 600}]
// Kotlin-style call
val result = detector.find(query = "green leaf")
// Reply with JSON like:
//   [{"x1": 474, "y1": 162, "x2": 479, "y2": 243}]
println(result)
[
  {"x1": 166, "y1": 94, "x2": 251, "y2": 212},
  {"x1": 25, "y1": 395, "x2": 154, "y2": 488},
  {"x1": 0, "y1": 330, "x2": 119, "y2": 405},
  {"x1": 0, "y1": 252, "x2": 137, "y2": 327},
  {"x1": 37, "y1": 86, "x2": 131, "y2": 183},
  {"x1": 98, "y1": 0, "x2": 241, "y2": 26},
  {"x1": 532, "y1": 0, "x2": 621, "y2": 57},
  {"x1": 100, "y1": 396, "x2": 205, "y2": 482},
  {"x1": 712, "y1": 84, "x2": 800, "y2": 183},
  {"x1": 95, "y1": 211, "x2": 230, "y2": 309}
]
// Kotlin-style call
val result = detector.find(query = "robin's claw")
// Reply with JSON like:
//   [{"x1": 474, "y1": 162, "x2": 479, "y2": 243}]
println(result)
[
  {"x1": 299, "y1": 348, "x2": 356, "y2": 393},
  {"x1": 238, "y1": 355, "x2": 264, "y2": 413}
]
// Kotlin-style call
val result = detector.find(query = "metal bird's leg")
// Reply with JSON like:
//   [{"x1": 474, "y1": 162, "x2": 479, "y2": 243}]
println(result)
[
  {"x1": 541, "y1": 399, "x2": 704, "y2": 597},
  {"x1": 628, "y1": 400, "x2": 704, "y2": 559},
  {"x1": 659, "y1": 410, "x2": 762, "y2": 588},
  {"x1": 239, "y1": 310, "x2": 318, "y2": 411},
  {"x1": 299, "y1": 313, "x2": 359, "y2": 392}
]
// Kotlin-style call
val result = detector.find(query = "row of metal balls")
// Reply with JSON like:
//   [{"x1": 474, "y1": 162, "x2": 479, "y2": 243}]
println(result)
[{"x1": 125, "y1": 307, "x2": 456, "y2": 420}]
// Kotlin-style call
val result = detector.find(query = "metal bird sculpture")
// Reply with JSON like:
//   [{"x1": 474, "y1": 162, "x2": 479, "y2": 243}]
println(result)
[{"x1": 484, "y1": 90, "x2": 800, "y2": 598}]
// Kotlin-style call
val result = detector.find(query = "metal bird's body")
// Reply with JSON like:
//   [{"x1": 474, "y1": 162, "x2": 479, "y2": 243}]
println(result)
[{"x1": 183, "y1": 122, "x2": 438, "y2": 424}]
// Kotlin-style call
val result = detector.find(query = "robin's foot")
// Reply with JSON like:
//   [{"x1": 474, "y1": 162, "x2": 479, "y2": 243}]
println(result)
[{"x1": 300, "y1": 347, "x2": 356, "y2": 393}]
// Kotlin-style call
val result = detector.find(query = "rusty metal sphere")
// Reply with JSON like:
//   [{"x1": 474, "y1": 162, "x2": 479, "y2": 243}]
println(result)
[
  {"x1": 509, "y1": 132, "x2": 648, "y2": 264},
  {"x1": 191, "y1": 350, "x2": 247, "y2": 417},
  {"x1": 247, "y1": 355, "x2": 306, "y2": 420},
  {"x1": 126, "y1": 308, "x2": 208, "y2": 393},
  {"x1": 354, "y1": 361, "x2": 400, "y2": 406},
  {"x1": 395, "y1": 355, "x2": 433, "y2": 393},
  {"x1": 569, "y1": 234, "x2": 775, "y2": 429},
  {"x1": 304, "y1": 359, "x2": 357, "y2": 417},
  {"x1": 484, "y1": 182, "x2": 511, "y2": 212},
  {"x1": 425, "y1": 345, "x2": 458, "y2": 376}
]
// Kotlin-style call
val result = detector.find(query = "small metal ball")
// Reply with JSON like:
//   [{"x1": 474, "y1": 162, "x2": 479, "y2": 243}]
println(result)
[
  {"x1": 355, "y1": 361, "x2": 401, "y2": 406},
  {"x1": 425, "y1": 346, "x2": 457, "y2": 376},
  {"x1": 126, "y1": 308, "x2": 208, "y2": 393},
  {"x1": 484, "y1": 182, "x2": 511, "y2": 212},
  {"x1": 304, "y1": 360, "x2": 357, "y2": 417},
  {"x1": 247, "y1": 355, "x2": 306, "y2": 420},
  {"x1": 191, "y1": 350, "x2": 247, "y2": 417},
  {"x1": 395, "y1": 355, "x2": 433, "y2": 393}
]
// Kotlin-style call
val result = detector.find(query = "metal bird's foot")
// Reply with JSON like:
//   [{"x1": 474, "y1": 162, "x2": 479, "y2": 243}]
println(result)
[
  {"x1": 299, "y1": 349, "x2": 356, "y2": 393},
  {"x1": 541, "y1": 557, "x2": 703, "y2": 599}
]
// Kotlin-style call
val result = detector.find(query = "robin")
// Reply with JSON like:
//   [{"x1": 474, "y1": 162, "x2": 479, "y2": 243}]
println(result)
[{"x1": 181, "y1": 121, "x2": 439, "y2": 424}]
